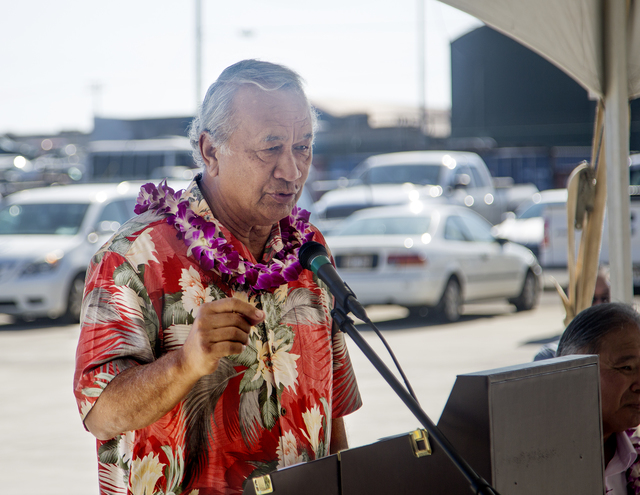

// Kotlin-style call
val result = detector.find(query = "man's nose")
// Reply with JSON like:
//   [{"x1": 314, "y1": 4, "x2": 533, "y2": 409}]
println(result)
[
  {"x1": 273, "y1": 149, "x2": 302, "y2": 182},
  {"x1": 631, "y1": 370, "x2": 640, "y2": 392}
]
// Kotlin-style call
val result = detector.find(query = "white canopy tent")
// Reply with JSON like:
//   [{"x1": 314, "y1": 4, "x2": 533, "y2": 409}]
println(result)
[{"x1": 439, "y1": 0, "x2": 640, "y2": 304}]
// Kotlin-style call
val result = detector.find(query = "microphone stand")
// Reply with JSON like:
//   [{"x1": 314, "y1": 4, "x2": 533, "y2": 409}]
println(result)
[{"x1": 331, "y1": 304, "x2": 500, "y2": 495}]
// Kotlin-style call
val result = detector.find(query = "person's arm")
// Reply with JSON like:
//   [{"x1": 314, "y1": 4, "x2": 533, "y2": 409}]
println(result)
[
  {"x1": 330, "y1": 416, "x2": 349, "y2": 453},
  {"x1": 84, "y1": 298, "x2": 264, "y2": 440}
]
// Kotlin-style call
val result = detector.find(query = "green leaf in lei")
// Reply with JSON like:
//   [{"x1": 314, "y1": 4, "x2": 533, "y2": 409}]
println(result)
[{"x1": 162, "y1": 292, "x2": 193, "y2": 328}]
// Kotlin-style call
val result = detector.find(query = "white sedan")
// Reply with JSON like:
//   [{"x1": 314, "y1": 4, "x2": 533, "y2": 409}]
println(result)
[
  {"x1": 325, "y1": 202, "x2": 542, "y2": 322},
  {"x1": 0, "y1": 182, "x2": 145, "y2": 322}
]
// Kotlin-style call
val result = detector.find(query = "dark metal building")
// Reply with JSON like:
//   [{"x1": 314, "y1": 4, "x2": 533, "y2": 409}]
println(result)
[{"x1": 451, "y1": 25, "x2": 640, "y2": 150}]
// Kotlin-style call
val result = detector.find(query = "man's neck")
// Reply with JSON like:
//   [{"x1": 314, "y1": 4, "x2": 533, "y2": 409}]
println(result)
[
  {"x1": 604, "y1": 433, "x2": 618, "y2": 467},
  {"x1": 197, "y1": 176, "x2": 272, "y2": 262}
]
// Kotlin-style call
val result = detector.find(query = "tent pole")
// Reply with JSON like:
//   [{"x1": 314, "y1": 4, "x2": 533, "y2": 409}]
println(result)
[{"x1": 604, "y1": 0, "x2": 632, "y2": 303}]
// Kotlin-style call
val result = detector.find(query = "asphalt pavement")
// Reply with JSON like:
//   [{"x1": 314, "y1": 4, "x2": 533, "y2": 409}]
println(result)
[{"x1": 0, "y1": 291, "x2": 576, "y2": 494}]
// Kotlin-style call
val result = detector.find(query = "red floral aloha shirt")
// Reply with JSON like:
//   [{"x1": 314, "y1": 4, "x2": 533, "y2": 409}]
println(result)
[{"x1": 73, "y1": 180, "x2": 362, "y2": 495}]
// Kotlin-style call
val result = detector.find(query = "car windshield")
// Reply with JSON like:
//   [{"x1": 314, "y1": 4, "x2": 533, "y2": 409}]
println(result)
[
  {"x1": 515, "y1": 201, "x2": 545, "y2": 219},
  {"x1": 630, "y1": 165, "x2": 640, "y2": 186},
  {"x1": 363, "y1": 164, "x2": 442, "y2": 186},
  {"x1": 332, "y1": 215, "x2": 431, "y2": 236},
  {"x1": 0, "y1": 202, "x2": 90, "y2": 235},
  {"x1": 516, "y1": 201, "x2": 565, "y2": 219}
]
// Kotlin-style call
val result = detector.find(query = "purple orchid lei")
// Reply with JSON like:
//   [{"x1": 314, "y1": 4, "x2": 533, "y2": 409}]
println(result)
[{"x1": 134, "y1": 180, "x2": 314, "y2": 294}]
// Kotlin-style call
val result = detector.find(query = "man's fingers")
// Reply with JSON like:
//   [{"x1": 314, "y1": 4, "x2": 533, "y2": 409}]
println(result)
[
  {"x1": 197, "y1": 298, "x2": 265, "y2": 325},
  {"x1": 204, "y1": 326, "x2": 250, "y2": 346},
  {"x1": 196, "y1": 311, "x2": 254, "y2": 335}
]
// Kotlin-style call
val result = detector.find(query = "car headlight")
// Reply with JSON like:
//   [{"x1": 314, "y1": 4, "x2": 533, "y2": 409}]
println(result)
[{"x1": 20, "y1": 250, "x2": 64, "y2": 277}]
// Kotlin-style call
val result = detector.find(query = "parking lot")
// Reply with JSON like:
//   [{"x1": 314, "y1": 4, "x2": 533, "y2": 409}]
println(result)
[{"x1": 0, "y1": 290, "x2": 589, "y2": 494}]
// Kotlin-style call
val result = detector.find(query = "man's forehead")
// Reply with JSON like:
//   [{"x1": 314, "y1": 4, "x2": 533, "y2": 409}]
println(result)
[{"x1": 599, "y1": 326, "x2": 640, "y2": 358}]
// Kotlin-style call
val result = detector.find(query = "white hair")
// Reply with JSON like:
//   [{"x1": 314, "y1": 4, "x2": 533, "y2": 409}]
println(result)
[{"x1": 188, "y1": 59, "x2": 318, "y2": 166}]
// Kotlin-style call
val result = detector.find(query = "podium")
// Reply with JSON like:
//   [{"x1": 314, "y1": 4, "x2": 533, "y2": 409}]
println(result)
[{"x1": 243, "y1": 355, "x2": 604, "y2": 495}]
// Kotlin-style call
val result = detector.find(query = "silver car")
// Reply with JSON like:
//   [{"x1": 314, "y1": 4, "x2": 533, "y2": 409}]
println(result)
[
  {"x1": 325, "y1": 202, "x2": 541, "y2": 322},
  {"x1": 0, "y1": 182, "x2": 143, "y2": 322}
]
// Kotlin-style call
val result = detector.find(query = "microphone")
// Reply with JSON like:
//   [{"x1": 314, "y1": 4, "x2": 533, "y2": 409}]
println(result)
[{"x1": 298, "y1": 241, "x2": 368, "y2": 322}]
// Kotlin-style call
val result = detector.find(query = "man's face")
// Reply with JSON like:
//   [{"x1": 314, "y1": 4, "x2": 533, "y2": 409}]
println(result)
[
  {"x1": 597, "y1": 324, "x2": 640, "y2": 438},
  {"x1": 592, "y1": 277, "x2": 611, "y2": 305},
  {"x1": 202, "y1": 85, "x2": 313, "y2": 229}
]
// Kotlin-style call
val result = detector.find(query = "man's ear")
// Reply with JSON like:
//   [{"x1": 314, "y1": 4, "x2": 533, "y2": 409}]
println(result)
[{"x1": 199, "y1": 133, "x2": 220, "y2": 177}]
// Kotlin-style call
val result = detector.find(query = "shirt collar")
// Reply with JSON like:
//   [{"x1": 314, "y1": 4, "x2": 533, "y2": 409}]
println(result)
[{"x1": 606, "y1": 431, "x2": 638, "y2": 478}]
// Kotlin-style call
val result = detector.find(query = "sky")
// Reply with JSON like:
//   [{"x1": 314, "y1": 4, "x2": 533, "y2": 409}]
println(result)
[{"x1": 1, "y1": 0, "x2": 481, "y2": 136}]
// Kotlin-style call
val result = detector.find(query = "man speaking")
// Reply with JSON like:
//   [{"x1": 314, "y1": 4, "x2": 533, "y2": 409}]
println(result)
[{"x1": 74, "y1": 59, "x2": 362, "y2": 495}]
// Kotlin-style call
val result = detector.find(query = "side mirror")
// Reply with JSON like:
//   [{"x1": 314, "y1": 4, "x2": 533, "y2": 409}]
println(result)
[
  {"x1": 452, "y1": 173, "x2": 471, "y2": 189},
  {"x1": 501, "y1": 211, "x2": 516, "y2": 222},
  {"x1": 494, "y1": 236, "x2": 509, "y2": 246}
]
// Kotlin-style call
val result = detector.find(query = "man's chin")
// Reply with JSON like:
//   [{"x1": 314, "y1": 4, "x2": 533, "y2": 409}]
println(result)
[
  {"x1": 262, "y1": 202, "x2": 296, "y2": 224},
  {"x1": 615, "y1": 408, "x2": 640, "y2": 432}
]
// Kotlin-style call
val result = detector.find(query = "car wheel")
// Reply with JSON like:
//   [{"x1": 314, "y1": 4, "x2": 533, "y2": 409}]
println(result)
[
  {"x1": 511, "y1": 270, "x2": 539, "y2": 312},
  {"x1": 437, "y1": 278, "x2": 462, "y2": 323},
  {"x1": 65, "y1": 273, "x2": 86, "y2": 323},
  {"x1": 407, "y1": 305, "x2": 430, "y2": 318}
]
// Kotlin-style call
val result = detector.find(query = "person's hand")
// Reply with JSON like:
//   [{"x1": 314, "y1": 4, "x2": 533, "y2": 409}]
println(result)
[{"x1": 180, "y1": 298, "x2": 264, "y2": 378}]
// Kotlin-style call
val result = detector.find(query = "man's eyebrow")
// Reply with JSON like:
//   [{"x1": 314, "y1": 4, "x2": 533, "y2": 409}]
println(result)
[
  {"x1": 611, "y1": 354, "x2": 640, "y2": 365},
  {"x1": 262, "y1": 132, "x2": 314, "y2": 143}
]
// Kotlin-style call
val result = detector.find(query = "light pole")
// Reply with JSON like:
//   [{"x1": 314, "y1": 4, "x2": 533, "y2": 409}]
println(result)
[
  {"x1": 417, "y1": 0, "x2": 428, "y2": 135},
  {"x1": 195, "y1": 0, "x2": 203, "y2": 109}
]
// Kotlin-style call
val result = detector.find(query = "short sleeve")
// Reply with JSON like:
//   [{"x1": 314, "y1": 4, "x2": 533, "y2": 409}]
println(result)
[{"x1": 73, "y1": 249, "x2": 159, "y2": 424}]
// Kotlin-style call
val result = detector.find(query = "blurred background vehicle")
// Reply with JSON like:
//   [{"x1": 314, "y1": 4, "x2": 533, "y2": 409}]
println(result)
[
  {"x1": 85, "y1": 137, "x2": 198, "y2": 182},
  {"x1": 314, "y1": 150, "x2": 537, "y2": 232},
  {"x1": 0, "y1": 182, "x2": 142, "y2": 322},
  {"x1": 492, "y1": 154, "x2": 640, "y2": 288},
  {"x1": 0, "y1": 177, "x2": 315, "y2": 323},
  {"x1": 325, "y1": 201, "x2": 541, "y2": 322},
  {"x1": 492, "y1": 188, "x2": 568, "y2": 258}
]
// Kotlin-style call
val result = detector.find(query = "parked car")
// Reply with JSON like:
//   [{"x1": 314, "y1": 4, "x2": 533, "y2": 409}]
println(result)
[
  {"x1": 0, "y1": 182, "x2": 143, "y2": 322},
  {"x1": 325, "y1": 202, "x2": 542, "y2": 322},
  {"x1": 491, "y1": 189, "x2": 568, "y2": 258},
  {"x1": 494, "y1": 154, "x2": 640, "y2": 287},
  {"x1": 314, "y1": 151, "x2": 536, "y2": 232}
]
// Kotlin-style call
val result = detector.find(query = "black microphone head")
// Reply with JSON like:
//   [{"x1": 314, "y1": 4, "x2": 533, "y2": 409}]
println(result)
[{"x1": 298, "y1": 241, "x2": 328, "y2": 270}]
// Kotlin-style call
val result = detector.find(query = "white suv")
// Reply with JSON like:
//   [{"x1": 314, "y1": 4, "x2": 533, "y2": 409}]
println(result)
[{"x1": 0, "y1": 182, "x2": 143, "y2": 322}]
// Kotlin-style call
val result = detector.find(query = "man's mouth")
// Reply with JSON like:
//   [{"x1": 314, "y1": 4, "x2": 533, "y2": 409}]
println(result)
[{"x1": 269, "y1": 192, "x2": 296, "y2": 204}]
